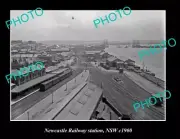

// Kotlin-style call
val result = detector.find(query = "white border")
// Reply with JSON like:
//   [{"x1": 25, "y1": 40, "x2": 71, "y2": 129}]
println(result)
[{"x1": 10, "y1": 10, "x2": 166, "y2": 121}]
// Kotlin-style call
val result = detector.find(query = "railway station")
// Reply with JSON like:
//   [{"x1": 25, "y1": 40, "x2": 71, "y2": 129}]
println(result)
[
  {"x1": 11, "y1": 68, "x2": 72, "y2": 99},
  {"x1": 13, "y1": 75, "x2": 128, "y2": 120}
]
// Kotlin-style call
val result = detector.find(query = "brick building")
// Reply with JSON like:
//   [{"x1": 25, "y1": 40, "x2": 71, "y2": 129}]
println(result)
[{"x1": 11, "y1": 65, "x2": 46, "y2": 86}]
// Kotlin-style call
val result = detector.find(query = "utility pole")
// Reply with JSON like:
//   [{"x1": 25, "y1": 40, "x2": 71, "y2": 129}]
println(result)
[
  {"x1": 52, "y1": 92, "x2": 54, "y2": 104},
  {"x1": 101, "y1": 82, "x2": 103, "y2": 89},
  {"x1": 65, "y1": 83, "x2": 67, "y2": 91},
  {"x1": 27, "y1": 111, "x2": 30, "y2": 120},
  {"x1": 110, "y1": 111, "x2": 111, "y2": 120}
]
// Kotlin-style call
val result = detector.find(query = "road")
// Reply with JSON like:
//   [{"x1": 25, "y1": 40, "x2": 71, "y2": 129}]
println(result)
[
  {"x1": 85, "y1": 63, "x2": 164, "y2": 120},
  {"x1": 11, "y1": 68, "x2": 83, "y2": 120}
]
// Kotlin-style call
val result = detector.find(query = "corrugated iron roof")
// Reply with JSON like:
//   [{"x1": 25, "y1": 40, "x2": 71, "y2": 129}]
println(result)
[
  {"x1": 11, "y1": 73, "x2": 56, "y2": 93},
  {"x1": 53, "y1": 83, "x2": 103, "y2": 120},
  {"x1": 85, "y1": 51, "x2": 101, "y2": 55},
  {"x1": 117, "y1": 56, "x2": 128, "y2": 62},
  {"x1": 107, "y1": 56, "x2": 117, "y2": 62},
  {"x1": 126, "y1": 59, "x2": 135, "y2": 62},
  {"x1": 51, "y1": 48, "x2": 70, "y2": 51}
]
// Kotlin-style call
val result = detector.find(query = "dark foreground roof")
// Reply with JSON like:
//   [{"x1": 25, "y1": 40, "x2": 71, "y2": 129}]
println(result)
[{"x1": 53, "y1": 83, "x2": 103, "y2": 120}]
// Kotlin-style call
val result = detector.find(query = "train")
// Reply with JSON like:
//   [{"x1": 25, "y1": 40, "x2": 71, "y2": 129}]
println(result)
[
  {"x1": 39, "y1": 69, "x2": 72, "y2": 91},
  {"x1": 11, "y1": 68, "x2": 73, "y2": 99}
]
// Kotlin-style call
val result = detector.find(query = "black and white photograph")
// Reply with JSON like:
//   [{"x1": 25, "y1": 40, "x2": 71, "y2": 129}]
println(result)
[{"x1": 10, "y1": 10, "x2": 166, "y2": 121}]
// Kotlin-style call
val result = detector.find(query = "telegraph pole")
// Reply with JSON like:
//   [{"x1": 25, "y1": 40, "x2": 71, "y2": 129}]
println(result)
[
  {"x1": 27, "y1": 111, "x2": 30, "y2": 120},
  {"x1": 110, "y1": 111, "x2": 112, "y2": 120},
  {"x1": 52, "y1": 92, "x2": 54, "y2": 103},
  {"x1": 101, "y1": 82, "x2": 103, "y2": 89},
  {"x1": 65, "y1": 83, "x2": 67, "y2": 91}
]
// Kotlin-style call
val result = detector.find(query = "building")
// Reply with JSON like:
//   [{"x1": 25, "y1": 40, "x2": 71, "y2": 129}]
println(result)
[
  {"x1": 45, "y1": 66, "x2": 60, "y2": 73},
  {"x1": 50, "y1": 48, "x2": 70, "y2": 54},
  {"x1": 35, "y1": 59, "x2": 48, "y2": 68},
  {"x1": 11, "y1": 53, "x2": 41, "y2": 69},
  {"x1": 126, "y1": 66, "x2": 135, "y2": 71},
  {"x1": 11, "y1": 60, "x2": 23, "y2": 69},
  {"x1": 116, "y1": 61, "x2": 124, "y2": 69},
  {"x1": 11, "y1": 65, "x2": 46, "y2": 86},
  {"x1": 84, "y1": 51, "x2": 101, "y2": 61},
  {"x1": 134, "y1": 65, "x2": 140, "y2": 70},
  {"x1": 85, "y1": 51, "x2": 101, "y2": 55},
  {"x1": 61, "y1": 52, "x2": 73, "y2": 60},
  {"x1": 11, "y1": 50, "x2": 19, "y2": 55},
  {"x1": 37, "y1": 54, "x2": 58, "y2": 66},
  {"x1": 20, "y1": 49, "x2": 28, "y2": 52},
  {"x1": 106, "y1": 56, "x2": 119, "y2": 67},
  {"x1": 11, "y1": 40, "x2": 22, "y2": 44},
  {"x1": 100, "y1": 52, "x2": 109, "y2": 59},
  {"x1": 28, "y1": 41, "x2": 36, "y2": 44},
  {"x1": 125, "y1": 59, "x2": 135, "y2": 66}
]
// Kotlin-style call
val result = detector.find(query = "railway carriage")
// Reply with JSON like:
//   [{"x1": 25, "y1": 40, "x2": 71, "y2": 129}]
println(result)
[
  {"x1": 11, "y1": 68, "x2": 73, "y2": 99},
  {"x1": 40, "y1": 79, "x2": 54, "y2": 91},
  {"x1": 39, "y1": 68, "x2": 73, "y2": 92},
  {"x1": 52, "y1": 77, "x2": 60, "y2": 85}
]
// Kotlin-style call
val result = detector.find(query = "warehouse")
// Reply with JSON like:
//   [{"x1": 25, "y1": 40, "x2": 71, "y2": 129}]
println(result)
[{"x1": 106, "y1": 56, "x2": 119, "y2": 67}]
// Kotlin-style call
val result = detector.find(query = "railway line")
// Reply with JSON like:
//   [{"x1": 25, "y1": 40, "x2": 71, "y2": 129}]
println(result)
[
  {"x1": 88, "y1": 64, "x2": 164, "y2": 120},
  {"x1": 11, "y1": 68, "x2": 83, "y2": 119},
  {"x1": 111, "y1": 76, "x2": 164, "y2": 120},
  {"x1": 101, "y1": 68, "x2": 165, "y2": 119},
  {"x1": 11, "y1": 89, "x2": 40, "y2": 105}
]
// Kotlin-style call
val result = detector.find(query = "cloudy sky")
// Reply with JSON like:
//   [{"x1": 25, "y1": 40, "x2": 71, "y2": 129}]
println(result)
[{"x1": 10, "y1": 10, "x2": 165, "y2": 41}]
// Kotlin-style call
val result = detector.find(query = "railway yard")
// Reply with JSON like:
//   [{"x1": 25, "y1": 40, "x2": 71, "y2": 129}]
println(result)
[
  {"x1": 11, "y1": 47, "x2": 165, "y2": 120},
  {"x1": 11, "y1": 67, "x2": 84, "y2": 120},
  {"x1": 86, "y1": 62, "x2": 165, "y2": 120}
]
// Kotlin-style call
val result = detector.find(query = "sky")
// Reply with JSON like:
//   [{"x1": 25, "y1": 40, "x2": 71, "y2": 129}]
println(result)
[{"x1": 10, "y1": 10, "x2": 165, "y2": 41}]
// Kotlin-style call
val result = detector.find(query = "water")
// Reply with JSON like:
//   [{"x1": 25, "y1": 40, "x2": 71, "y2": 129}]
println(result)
[{"x1": 105, "y1": 45, "x2": 165, "y2": 80}]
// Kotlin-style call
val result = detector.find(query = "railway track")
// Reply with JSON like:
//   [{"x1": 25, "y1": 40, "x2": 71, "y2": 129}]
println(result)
[
  {"x1": 110, "y1": 74, "x2": 164, "y2": 115},
  {"x1": 146, "y1": 106, "x2": 164, "y2": 119},
  {"x1": 129, "y1": 113, "x2": 145, "y2": 120},
  {"x1": 94, "y1": 68, "x2": 164, "y2": 120},
  {"x1": 11, "y1": 69, "x2": 84, "y2": 119},
  {"x1": 112, "y1": 81, "x2": 164, "y2": 120},
  {"x1": 88, "y1": 64, "x2": 164, "y2": 120}
]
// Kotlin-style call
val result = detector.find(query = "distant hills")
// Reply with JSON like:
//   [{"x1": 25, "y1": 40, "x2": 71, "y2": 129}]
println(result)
[
  {"x1": 39, "y1": 40, "x2": 164, "y2": 45},
  {"x1": 11, "y1": 40, "x2": 164, "y2": 47}
]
